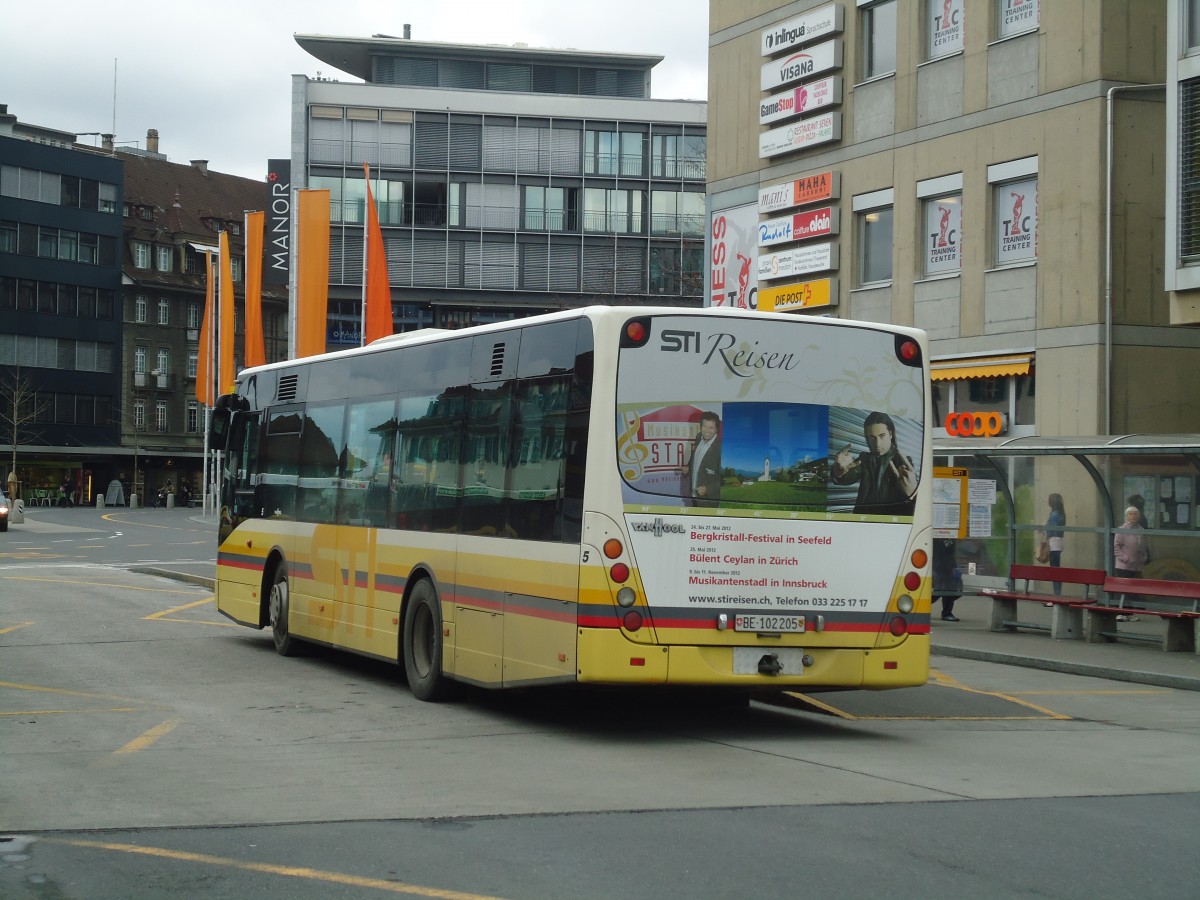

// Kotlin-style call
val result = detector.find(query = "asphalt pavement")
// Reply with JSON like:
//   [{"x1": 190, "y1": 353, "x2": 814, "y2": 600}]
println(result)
[{"x1": 6, "y1": 502, "x2": 1199, "y2": 692}]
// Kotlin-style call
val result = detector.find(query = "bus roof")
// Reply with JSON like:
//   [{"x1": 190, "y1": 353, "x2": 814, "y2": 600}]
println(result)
[{"x1": 234, "y1": 306, "x2": 926, "y2": 382}]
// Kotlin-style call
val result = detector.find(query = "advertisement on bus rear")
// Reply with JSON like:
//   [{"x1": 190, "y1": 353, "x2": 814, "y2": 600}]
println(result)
[{"x1": 616, "y1": 314, "x2": 926, "y2": 612}]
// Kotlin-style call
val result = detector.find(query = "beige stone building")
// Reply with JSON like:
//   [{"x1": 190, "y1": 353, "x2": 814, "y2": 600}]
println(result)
[{"x1": 707, "y1": 1, "x2": 1200, "y2": 575}]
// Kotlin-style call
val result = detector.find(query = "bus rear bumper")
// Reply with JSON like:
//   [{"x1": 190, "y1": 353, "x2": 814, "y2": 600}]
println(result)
[{"x1": 576, "y1": 628, "x2": 929, "y2": 690}]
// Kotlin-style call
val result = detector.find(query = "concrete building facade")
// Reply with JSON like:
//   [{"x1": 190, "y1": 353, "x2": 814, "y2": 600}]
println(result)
[
  {"x1": 707, "y1": 0, "x2": 1197, "y2": 442},
  {"x1": 291, "y1": 34, "x2": 708, "y2": 346}
]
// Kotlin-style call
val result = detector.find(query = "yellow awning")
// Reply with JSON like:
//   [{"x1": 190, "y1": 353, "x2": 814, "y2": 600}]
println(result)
[{"x1": 930, "y1": 353, "x2": 1033, "y2": 381}]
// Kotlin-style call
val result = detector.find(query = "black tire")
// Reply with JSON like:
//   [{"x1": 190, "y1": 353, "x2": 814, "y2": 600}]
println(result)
[
  {"x1": 268, "y1": 563, "x2": 301, "y2": 657},
  {"x1": 403, "y1": 579, "x2": 449, "y2": 701}
]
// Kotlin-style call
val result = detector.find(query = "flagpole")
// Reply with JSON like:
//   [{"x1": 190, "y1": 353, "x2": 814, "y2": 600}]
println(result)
[
  {"x1": 202, "y1": 249, "x2": 217, "y2": 515},
  {"x1": 360, "y1": 163, "x2": 369, "y2": 347}
]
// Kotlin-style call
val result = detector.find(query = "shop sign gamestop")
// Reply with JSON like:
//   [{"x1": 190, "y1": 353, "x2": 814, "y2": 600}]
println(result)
[{"x1": 759, "y1": 76, "x2": 842, "y2": 126}]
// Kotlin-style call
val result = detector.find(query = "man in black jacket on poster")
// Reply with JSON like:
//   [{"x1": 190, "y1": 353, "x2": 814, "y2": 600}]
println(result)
[{"x1": 681, "y1": 411, "x2": 722, "y2": 506}]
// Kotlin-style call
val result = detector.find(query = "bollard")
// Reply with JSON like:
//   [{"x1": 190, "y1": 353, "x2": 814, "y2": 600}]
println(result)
[
  {"x1": 10, "y1": 499, "x2": 25, "y2": 524},
  {"x1": 129, "y1": 493, "x2": 139, "y2": 509},
  {"x1": 95, "y1": 494, "x2": 104, "y2": 508},
  {"x1": 166, "y1": 493, "x2": 175, "y2": 509}
]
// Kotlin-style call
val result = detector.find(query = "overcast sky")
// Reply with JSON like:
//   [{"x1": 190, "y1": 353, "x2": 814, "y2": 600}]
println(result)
[{"x1": 1, "y1": 0, "x2": 709, "y2": 182}]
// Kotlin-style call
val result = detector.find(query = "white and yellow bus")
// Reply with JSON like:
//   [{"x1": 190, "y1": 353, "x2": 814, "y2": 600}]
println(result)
[{"x1": 211, "y1": 306, "x2": 932, "y2": 700}]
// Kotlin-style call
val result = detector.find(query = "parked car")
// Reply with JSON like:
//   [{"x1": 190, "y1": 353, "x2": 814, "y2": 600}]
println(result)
[{"x1": 0, "y1": 489, "x2": 9, "y2": 531}]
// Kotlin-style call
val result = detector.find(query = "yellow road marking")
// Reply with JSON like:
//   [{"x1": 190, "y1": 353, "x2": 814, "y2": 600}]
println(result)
[
  {"x1": 115, "y1": 718, "x2": 181, "y2": 754},
  {"x1": 143, "y1": 595, "x2": 233, "y2": 626},
  {"x1": 1003, "y1": 696, "x2": 1171, "y2": 700},
  {"x1": 782, "y1": 668, "x2": 1073, "y2": 721},
  {"x1": 0, "y1": 707, "x2": 141, "y2": 716},
  {"x1": 50, "y1": 839, "x2": 507, "y2": 899},
  {"x1": 144, "y1": 596, "x2": 215, "y2": 618},
  {"x1": 0, "y1": 621, "x2": 34, "y2": 635},
  {"x1": 5, "y1": 575, "x2": 203, "y2": 594},
  {"x1": 927, "y1": 670, "x2": 1072, "y2": 719}
]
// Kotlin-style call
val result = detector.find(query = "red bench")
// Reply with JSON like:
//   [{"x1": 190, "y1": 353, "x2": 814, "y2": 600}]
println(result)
[
  {"x1": 981, "y1": 564, "x2": 1107, "y2": 640},
  {"x1": 1078, "y1": 576, "x2": 1200, "y2": 652}
]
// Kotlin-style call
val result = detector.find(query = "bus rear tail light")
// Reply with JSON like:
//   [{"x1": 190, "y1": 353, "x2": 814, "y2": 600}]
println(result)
[
  {"x1": 610, "y1": 563, "x2": 630, "y2": 584},
  {"x1": 888, "y1": 617, "x2": 908, "y2": 636},
  {"x1": 622, "y1": 318, "x2": 650, "y2": 347},
  {"x1": 903, "y1": 571, "x2": 921, "y2": 592},
  {"x1": 910, "y1": 548, "x2": 928, "y2": 568},
  {"x1": 616, "y1": 587, "x2": 637, "y2": 608},
  {"x1": 895, "y1": 336, "x2": 922, "y2": 366},
  {"x1": 603, "y1": 539, "x2": 623, "y2": 559},
  {"x1": 623, "y1": 611, "x2": 643, "y2": 631}
]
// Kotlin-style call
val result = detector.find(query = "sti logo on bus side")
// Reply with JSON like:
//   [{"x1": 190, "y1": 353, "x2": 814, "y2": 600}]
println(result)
[{"x1": 661, "y1": 329, "x2": 703, "y2": 352}]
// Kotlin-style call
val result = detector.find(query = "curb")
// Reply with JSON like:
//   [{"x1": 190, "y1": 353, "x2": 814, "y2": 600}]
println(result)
[
  {"x1": 933, "y1": 644, "x2": 1200, "y2": 693},
  {"x1": 130, "y1": 566, "x2": 215, "y2": 591}
]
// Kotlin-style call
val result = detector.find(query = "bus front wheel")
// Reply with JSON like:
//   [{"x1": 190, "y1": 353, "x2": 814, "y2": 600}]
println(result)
[
  {"x1": 269, "y1": 564, "x2": 300, "y2": 657},
  {"x1": 403, "y1": 579, "x2": 449, "y2": 701}
]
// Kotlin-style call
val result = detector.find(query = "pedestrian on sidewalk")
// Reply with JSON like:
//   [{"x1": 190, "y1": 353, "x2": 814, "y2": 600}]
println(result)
[
  {"x1": 1113, "y1": 505, "x2": 1149, "y2": 621},
  {"x1": 1040, "y1": 493, "x2": 1066, "y2": 599},
  {"x1": 931, "y1": 538, "x2": 962, "y2": 622}
]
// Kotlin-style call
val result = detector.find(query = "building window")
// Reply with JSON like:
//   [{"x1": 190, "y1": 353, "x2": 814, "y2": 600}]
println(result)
[
  {"x1": 135, "y1": 295, "x2": 147, "y2": 323},
  {"x1": 187, "y1": 303, "x2": 200, "y2": 329},
  {"x1": 927, "y1": 0, "x2": 964, "y2": 59},
  {"x1": 650, "y1": 191, "x2": 705, "y2": 237},
  {"x1": 157, "y1": 298, "x2": 169, "y2": 325},
  {"x1": 996, "y1": 0, "x2": 1039, "y2": 38},
  {"x1": 187, "y1": 349, "x2": 198, "y2": 379},
  {"x1": 860, "y1": 0, "x2": 897, "y2": 80},
  {"x1": 132, "y1": 241, "x2": 150, "y2": 268},
  {"x1": 993, "y1": 177, "x2": 1038, "y2": 265},
  {"x1": 187, "y1": 401, "x2": 199, "y2": 434},
  {"x1": 651, "y1": 133, "x2": 707, "y2": 180},
  {"x1": 523, "y1": 186, "x2": 574, "y2": 231},
  {"x1": 583, "y1": 188, "x2": 644, "y2": 234},
  {"x1": 585, "y1": 130, "x2": 644, "y2": 177},
  {"x1": 98, "y1": 182, "x2": 118, "y2": 214},
  {"x1": 134, "y1": 400, "x2": 146, "y2": 431},
  {"x1": 156, "y1": 401, "x2": 168, "y2": 433},
  {"x1": 923, "y1": 194, "x2": 962, "y2": 275},
  {"x1": 852, "y1": 188, "x2": 894, "y2": 286},
  {"x1": 231, "y1": 256, "x2": 243, "y2": 282},
  {"x1": 1181, "y1": 79, "x2": 1200, "y2": 261},
  {"x1": 156, "y1": 245, "x2": 172, "y2": 272},
  {"x1": 156, "y1": 348, "x2": 170, "y2": 378},
  {"x1": 134, "y1": 346, "x2": 147, "y2": 375}
]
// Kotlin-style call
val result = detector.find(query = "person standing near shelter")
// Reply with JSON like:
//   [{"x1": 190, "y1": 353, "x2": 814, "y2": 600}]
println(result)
[
  {"x1": 1113, "y1": 505, "x2": 1149, "y2": 621},
  {"x1": 1041, "y1": 493, "x2": 1066, "y2": 596}
]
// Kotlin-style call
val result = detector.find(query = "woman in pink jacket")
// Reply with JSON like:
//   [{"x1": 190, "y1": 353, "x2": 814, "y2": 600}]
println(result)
[{"x1": 1113, "y1": 506, "x2": 1150, "y2": 621}]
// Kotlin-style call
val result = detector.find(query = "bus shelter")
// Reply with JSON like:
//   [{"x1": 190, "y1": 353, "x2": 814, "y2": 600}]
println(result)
[{"x1": 932, "y1": 435, "x2": 1200, "y2": 588}]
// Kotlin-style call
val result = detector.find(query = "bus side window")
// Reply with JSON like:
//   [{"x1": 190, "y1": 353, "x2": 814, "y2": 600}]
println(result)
[{"x1": 260, "y1": 408, "x2": 302, "y2": 519}]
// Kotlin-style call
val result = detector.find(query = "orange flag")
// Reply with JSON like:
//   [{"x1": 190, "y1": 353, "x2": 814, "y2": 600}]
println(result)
[
  {"x1": 244, "y1": 210, "x2": 266, "y2": 368},
  {"x1": 363, "y1": 163, "x2": 392, "y2": 344},
  {"x1": 296, "y1": 189, "x2": 330, "y2": 359},
  {"x1": 218, "y1": 231, "x2": 236, "y2": 394},
  {"x1": 196, "y1": 251, "x2": 214, "y2": 406}
]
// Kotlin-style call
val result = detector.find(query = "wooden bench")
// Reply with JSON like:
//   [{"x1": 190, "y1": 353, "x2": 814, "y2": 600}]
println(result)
[
  {"x1": 1078, "y1": 576, "x2": 1200, "y2": 653},
  {"x1": 981, "y1": 564, "x2": 1107, "y2": 640}
]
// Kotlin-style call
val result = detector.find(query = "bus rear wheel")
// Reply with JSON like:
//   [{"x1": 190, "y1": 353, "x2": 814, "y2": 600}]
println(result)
[
  {"x1": 403, "y1": 579, "x2": 449, "y2": 701},
  {"x1": 268, "y1": 564, "x2": 300, "y2": 657}
]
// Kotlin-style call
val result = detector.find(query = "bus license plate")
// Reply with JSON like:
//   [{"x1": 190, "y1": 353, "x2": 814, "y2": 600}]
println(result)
[{"x1": 734, "y1": 614, "x2": 805, "y2": 633}]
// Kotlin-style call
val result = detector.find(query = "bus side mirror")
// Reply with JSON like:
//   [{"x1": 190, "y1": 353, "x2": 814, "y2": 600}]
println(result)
[{"x1": 208, "y1": 393, "x2": 247, "y2": 448}]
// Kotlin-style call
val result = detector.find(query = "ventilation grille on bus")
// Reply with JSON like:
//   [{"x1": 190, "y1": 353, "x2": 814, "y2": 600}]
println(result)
[
  {"x1": 490, "y1": 342, "x2": 505, "y2": 377},
  {"x1": 277, "y1": 374, "x2": 298, "y2": 403}
]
